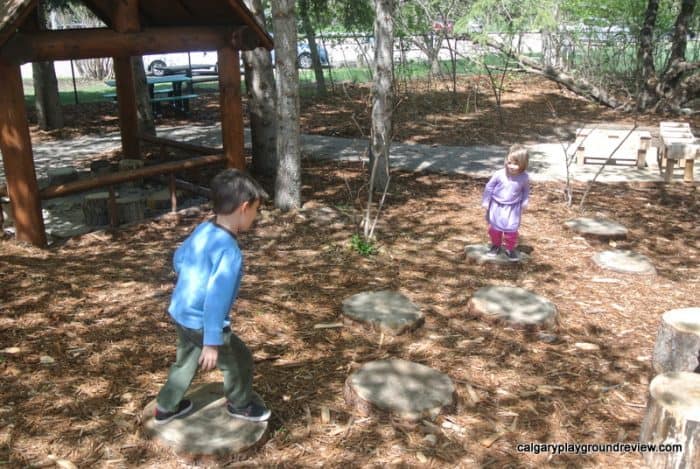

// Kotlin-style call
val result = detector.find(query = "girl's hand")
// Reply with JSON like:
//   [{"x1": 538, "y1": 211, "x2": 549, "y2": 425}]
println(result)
[{"x1": 199, "y1": 345, "x2": 219, "y2": 371}]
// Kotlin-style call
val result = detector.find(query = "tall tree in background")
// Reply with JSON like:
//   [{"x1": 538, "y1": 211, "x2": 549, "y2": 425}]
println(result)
[
  {"x1": 299, "y1": 0, "x2": 327, "y2": 96},
  {"x1": 272, "y1": 0, "x2": 301, "y2": 210},
  {"x1": 368, "y1": 0, "x2": 394, "y2": 194},
  {"x1": 32, "y1": 0, "x2": 64, "y2": 130},
  {"x1": 243, "y1": 0, "x2": 278, "y2": 177}
]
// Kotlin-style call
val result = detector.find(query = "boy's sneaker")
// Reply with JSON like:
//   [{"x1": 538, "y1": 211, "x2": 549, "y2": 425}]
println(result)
[
  {"x1": 227, "y1": 400, "x2": 271, "y2": 422},
  {"x1": 486, "y1": 245, "x2": 500, "y2": 257},
  {"x1": 154, "y1": 399, "x2": 193, "y2": 425},
  {"x1": 505, "y1": 249, "x2": 519, "y2": 262}
]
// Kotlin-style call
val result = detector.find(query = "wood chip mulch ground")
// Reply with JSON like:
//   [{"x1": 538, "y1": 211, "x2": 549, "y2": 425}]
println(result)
[{"x1": 1, "y1": 74, "x2": 699, "y2": 468}]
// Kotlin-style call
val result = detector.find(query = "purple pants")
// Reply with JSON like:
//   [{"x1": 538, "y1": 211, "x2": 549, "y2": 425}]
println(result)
[{"x1": 488, "y1": 225, "x2": 518, "y2": 250}]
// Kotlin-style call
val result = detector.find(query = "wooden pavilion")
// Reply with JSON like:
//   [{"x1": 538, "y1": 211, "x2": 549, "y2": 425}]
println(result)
[{"x1": 0, "y1": 0, "x2": 273, "y2": 247}]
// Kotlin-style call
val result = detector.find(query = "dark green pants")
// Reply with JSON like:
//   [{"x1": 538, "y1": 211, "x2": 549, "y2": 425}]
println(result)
[{"x1": 156, "y1": 323, "x2": 253, "y2": 412}]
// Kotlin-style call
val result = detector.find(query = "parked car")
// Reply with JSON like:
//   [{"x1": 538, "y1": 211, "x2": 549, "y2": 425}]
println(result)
[{"x1": 144, "y1": 42, "x2": 329, "y2": 76}]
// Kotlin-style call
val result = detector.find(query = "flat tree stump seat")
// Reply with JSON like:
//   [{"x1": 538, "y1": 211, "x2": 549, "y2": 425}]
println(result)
[
  {"x1": 344, "y1": 359, "x2": 455, "y2": 421},
  {"x1": 467, "y1": 285, "x2": 558, "y2": 330},
  {"x1": 564, "y1": 217, "x2": 628, "y2": 240},
  {"x1": 342, "y1": 290, "x2": 424, "y2": 335},
  {"x1": 142, "y1": 383, "x2": 268, "y2": 456},
  {"x1": 592, "y1": 249, "x2": 656, "y2": 275}
]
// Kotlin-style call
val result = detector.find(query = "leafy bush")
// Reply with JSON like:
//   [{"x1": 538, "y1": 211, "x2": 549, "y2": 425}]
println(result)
[{"x1": 350, "y1": 234, "x2": 377, "y2": 257}]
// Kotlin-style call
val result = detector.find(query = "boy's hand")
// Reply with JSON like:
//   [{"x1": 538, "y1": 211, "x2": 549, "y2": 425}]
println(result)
[{"x1": 198, "y1": 345, "x2": 219, "y2": 371}]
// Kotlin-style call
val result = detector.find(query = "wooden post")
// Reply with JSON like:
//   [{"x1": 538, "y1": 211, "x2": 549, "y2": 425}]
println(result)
[
  {"x1": 0, "y1": 61, "x2": 47, "y2": 247},
  {"x1": 218, "y1": 46, "x2": 245, "y2": 170},
  {"x1": 113, "y1": 0, "x2": 141, "y2": 159},
  {"x1": 637, "y1": 135, "x2": 651, "y2": 169},
  {"x1": 169, "y1": 174, "x2": 177, "y2": 212},
  {"x1": 108, "y1": 186, "x2": 118, "y2": 228},
  {"x1": 114, "y1": 57, "x2": 140, "y2": 158}
]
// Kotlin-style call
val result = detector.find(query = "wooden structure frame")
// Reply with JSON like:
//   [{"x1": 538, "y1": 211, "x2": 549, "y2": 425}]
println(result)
[{"x1": 0, "y1": 0, "x2": 273, "y2": 247}]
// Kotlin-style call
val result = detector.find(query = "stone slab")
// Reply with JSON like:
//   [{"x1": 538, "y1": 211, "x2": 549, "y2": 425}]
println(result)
[
  {"x1": 564, "y1": 217, "x2": 628, "y2": 239},
  {"x1": 592, "y1": 249, "x2": 656, "y2": 275},
  {"x1": 345, "y1": 359, "x2": 455, "y2": 421},
  {"x1": 142, "y1": 383, "x2": 268, "y2": 456},
  {"x1": 468, "y1": 285, "x2": 557, "y2": 329},
  {"x1": 342, "y1": 290, "x2": 424, "y2": 335},
  {"x1": 465, "y1": 244, "x2": 531, "y2": 265}
]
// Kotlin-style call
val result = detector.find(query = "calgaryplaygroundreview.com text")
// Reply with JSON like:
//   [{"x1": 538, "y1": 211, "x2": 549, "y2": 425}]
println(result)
[{"x1": 517, "y1": 442, "x2": 684, "y2": 455}]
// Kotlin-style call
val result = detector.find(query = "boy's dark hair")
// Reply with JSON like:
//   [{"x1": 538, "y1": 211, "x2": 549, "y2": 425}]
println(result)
[{"x1": 210, "y1": 169, "x2": 268, "y2": 215}]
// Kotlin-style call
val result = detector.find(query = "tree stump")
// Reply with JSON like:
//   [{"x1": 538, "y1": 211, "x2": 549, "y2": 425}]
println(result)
[
  {"x1": 47, "y1": 167, "x2": 78, "y2": 186},
  {"x1": 344, "y1": 359, "x2": 455, "y2": 421},
  {"x1": 118, "y1": 159, "x2": 145, "y2": 187},
  {"x1": 341, "y1": 290, "x2": 424, "y2": 335},
  {"x1": 90, "y1": 159, "x2": 113, "y2": 176},
  {"x1": 82, "y1": 192, "x2": 110, "y2": 226},
  {"x1": 116, "y1": 195, "x2": 145, "y2": 224},
  {"x1": 142, "y1": 383, "x2": 268, "y2": 456},
  {"x1": 465, "y1": 244, "x2": 531, "y2": 265},
  {"x1": 147, "y1": 189, "x2": 180, "y2": 211},
  {"x1": 652, "y1": 307, "x2": 700, "y2": 374},
  {"x1": 592, "y1": 249, "x2": 656, "y2": 275},
  {"x1": 564, "y1": 217, "x2": 628, "y2": 240},
  {"x1": 468, "y1": 285, "x2": 558, "y2": 330},
  {"x1": 639, "y1": 372, "x2": 700, "y2": 468}
]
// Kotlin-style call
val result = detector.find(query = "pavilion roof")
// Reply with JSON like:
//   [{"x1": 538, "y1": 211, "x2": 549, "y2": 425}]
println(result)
[{"x1": 0, "y1": 0, "x2": 272, "y2": 50}]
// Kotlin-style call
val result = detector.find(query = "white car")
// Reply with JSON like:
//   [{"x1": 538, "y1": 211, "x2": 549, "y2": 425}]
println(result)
[{"x1": 143, "y1": 51, "x2": 219, "y2": 76}]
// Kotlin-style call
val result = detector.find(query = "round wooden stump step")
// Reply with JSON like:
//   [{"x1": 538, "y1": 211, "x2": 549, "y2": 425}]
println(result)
[
  {"x1": 116, "y1": 195, "x2": 145, "y2": 224},
  {"x1": 564, "y1": 217, "x2": 628, "y2": 240},
  {"x1": 142, "y1": 383, "x2": 268, "y2": 456},
  {"x1": 344, "y1": 359, "x2": 455, "y2": 421},
  {"x1": 652, "y1": 307, "x2": 700, "y2": 374},
  {"x1": 342, "y1": 290, "x2": 424, "y2": 335},
  {"x1": 640, "y1": 372, "x2": 700, "y2": 468},
  {"x1": 464, "y1": 244, "x2": 530, "y2": 265},
  {"x1": 47, "y1": 167, "x2": 78, "y2": 186},
  {"x1": 592, "y1": 249, "x2": 656, "y2": 275},
  {"x1": 82, "y1": 192, "x2": 110, "y2": 226},
  {"x1": 468, "y1": 286, "x2": 557, "y2": 329}
]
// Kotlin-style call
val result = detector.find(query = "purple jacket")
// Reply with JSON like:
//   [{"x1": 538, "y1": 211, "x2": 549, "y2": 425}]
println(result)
[{"x1": 482, "y1": 168, "x2": 529, "y2": 232}]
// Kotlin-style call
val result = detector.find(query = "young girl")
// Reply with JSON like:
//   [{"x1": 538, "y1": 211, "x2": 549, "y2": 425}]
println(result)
[{"x1": 481, "y1": 144, "x2": 530, "y2": 261}]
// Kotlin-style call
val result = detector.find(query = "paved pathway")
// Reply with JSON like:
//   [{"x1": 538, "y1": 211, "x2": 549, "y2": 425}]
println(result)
[
  {"x1": 2, "y1": 122, "x2": 697, "y2": 186},
  {"x1": 1, "y1": 123, "x2": 697, "y2": 239}
]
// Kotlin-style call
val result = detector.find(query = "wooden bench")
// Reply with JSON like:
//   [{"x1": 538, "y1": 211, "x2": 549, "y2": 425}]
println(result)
[
  {"x1": 659, "y1": 121, "x2": 699, "y2": 183},
  {"x1": 575, "y1": 127, "x2": 652, "y2": 169}
]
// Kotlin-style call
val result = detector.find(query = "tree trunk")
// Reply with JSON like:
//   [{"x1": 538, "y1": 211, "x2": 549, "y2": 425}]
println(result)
[
  {"x1": 369, "y1": 0, "x2": 394, "y2": 194},
  {"x1": 271, "y1": 0, "x2": 301, "y2": 210},
  {"x1": 651, "y1": 307, "x2": 700, "y2": 375},
  {"x1": 636, "y1": 0, "x2": 659, "y2": 111},
  {"x1": 299, "y1": 0, "x2": 326, "y2": 96},
  {"x1": 131, "y1": 56, "x2": 155, "y2": 136},
  {"x1": 655, "y1": 0, "x2": 697, "y2": 111},
  {"x1": 242, "y1": 0, "x2": 277, "y2": 178},
  {"x1": 32, "y1": 1, "x2": 63, "y2": 130}
]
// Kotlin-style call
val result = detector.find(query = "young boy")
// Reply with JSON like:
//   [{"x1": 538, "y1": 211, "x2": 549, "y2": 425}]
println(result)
[{"x1": 154, "y1": 169, "x2": 270, "y2": 424}]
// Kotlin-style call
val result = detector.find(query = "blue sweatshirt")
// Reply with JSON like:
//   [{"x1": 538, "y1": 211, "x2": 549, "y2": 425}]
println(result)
[{"x1": 168, "y1": 220, "x2": 243, "y2": 346}]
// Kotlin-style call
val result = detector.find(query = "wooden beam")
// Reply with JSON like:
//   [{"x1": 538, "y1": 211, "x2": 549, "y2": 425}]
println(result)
[
  {"x1": 225, "y1": 0, "x2": 273, "y2": 50},
  {"x1": 0, "y1": 60, "x2": 47, "y2": 247},
  {"x1": 40, "y1": 154, "x2": 226, "y2": 199},
  {"x1": 217, "y1": 46, "x2": 245, "y2": 170},
  {"x1": 112, "y1": 0, "x2": 140, "y2": 33},
  {"x1": 0, "y1": 26, "x2": 257, "y2": 64}
]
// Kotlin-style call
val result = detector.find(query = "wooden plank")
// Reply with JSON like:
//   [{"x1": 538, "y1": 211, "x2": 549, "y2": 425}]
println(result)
[
  {"x1": 40, "y1": 154, "x2": 226, "y2": 199},
  {"x1": 0, "y1": 26, "x2": 241, "y2": 63},
  {"x1": 218, "y1": 46, "x2": 245, "y2": 170},
  {"x1": 0, "y1": 60, "x2": 46, "y2": 247}
]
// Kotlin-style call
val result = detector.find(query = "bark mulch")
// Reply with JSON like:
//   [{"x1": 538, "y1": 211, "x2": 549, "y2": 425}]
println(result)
[{"x1": 1, "y1": 74, "x2": 699, "y2": 467}]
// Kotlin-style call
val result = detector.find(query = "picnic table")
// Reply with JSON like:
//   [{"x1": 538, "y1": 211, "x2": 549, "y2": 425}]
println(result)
[
  {"x1": 658, "y1": 121, "x2": 699, "y2": 183},
  {"x1": 104, "y1": 74, "x2": 198, "y2": 114},
  {"x1": 574, "y1": 127, "x2": 653, "y2": 169}
]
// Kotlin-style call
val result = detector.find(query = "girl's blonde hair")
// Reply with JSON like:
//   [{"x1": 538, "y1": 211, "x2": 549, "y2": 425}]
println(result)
[{"x1": 506, "y1": 144, "x2": 529, "y2": 172}]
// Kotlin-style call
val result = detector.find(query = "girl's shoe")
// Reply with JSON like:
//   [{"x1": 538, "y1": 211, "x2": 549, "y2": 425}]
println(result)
[
  {"x1": 504, "y1": 249, "x2": 519, "y2": 262},
  {"x1": 486, "y1": 245, "x2": 500, "y2": 257}
]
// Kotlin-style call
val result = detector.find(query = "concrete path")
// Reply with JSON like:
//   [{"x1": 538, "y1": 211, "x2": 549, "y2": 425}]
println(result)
[{"x1": 2, "y1": 122, "x2": 697, "y2": 186}]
